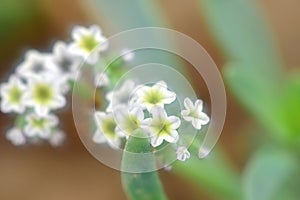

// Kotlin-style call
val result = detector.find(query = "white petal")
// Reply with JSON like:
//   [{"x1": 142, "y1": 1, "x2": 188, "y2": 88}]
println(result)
[
  {"x1": 162, "y1": 90, "x2": 176, "y2": 104},
  {"x1": 94, "y1": 111, "x2": 107, "y2": 125},
  {"x1": 154, "y1": 81, "x2": 167, "y2": 90},
  {"x1": 35, "y1": 106, "x2": 49, "y2": 117},
  {"x1": 86, "y1": 51, "x2": 99, "y2": 65},
  {"x1": 130, "y1": 106, "x2": 144, "y2": 121},
  {"x1": 163, "y1": 130, "x2": 179, "y2": 144},
  {"x1": 90, "y1": 25, "x2": 102, "y2": 36},
  {"x1": 93, "y1": 130, "x2": 106, "y2": 143},
  {"x1": 50, "y1": 131, "x2": 65, "y2": 147},
  {"x1": 192, "y1": 118, "x2": 203, "y2": 130},
  {"x1": 183, "y1": 97, "x2": 194, "y2": 110},
  {"x1": 72, "y1": 26, "x2": 88, "y2": 41},
  {"x1": 168, "y1": 116, "x2": 181, "y2": 130},
  {"x1": 198, "y1": 112, "x2": 210, "y2": 125},
  {"x1": 150, "y1": 106, "x2": 167, "y2": 121},
  {"x1": 151, "y1": 135, "x2": 164, "y2": 147},
  {"x1": 195, "y1": 99, "x2": 204, "y2": 112}
]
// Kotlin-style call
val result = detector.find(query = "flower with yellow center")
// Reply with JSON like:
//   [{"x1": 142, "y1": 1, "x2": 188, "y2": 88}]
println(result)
[
  {"x1": 134, "y1": 81, "x2": 176, "y2": 112},
  {"x1": 24, "y1": 76, "x2": 66, "y2": 116},
  {"x1": 0, "y1": 75, "x2": 27, "y2": 114},
  {"x1": 24, "y1": 113, "x2": 58, "y2": 139},
  {"x1": 181, "y1": 97, "x2": 210, "y2": 130},
  {"x1": 143, "y1": 106, "x2": 181, "y2": 147},
  {"x1": 94, "y1": 111, "x2": 124, "y2": 148},
  {"x1": 69, "y1": 25, "x2": 108, "y2": 64}
]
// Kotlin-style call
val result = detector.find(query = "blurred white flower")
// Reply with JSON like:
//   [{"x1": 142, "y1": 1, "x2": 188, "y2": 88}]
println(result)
[
  {"x1": 6, "y1": 128, "x2": 26, "y2": 146},
  {"x1": 69, "y1": 25, "x2": 108, "y2": 64},
  {"x1": 94, "y1": 72, "x2": 109, "y2": 87},
  {"x1": 92, "y1": 128, "x2": 106, "y2": 144},
  {"x1": 16, "y1": 50, "x2": 59, "y2": 79},
  {"x1": 106, "y1": 80, "x2": 135, "y2": 112},
  {"x1": 0, "y1": 75, "x2": 27, "y2": 114},
  {"x1": 49, "y1": 41, "x2": 81, "y2": 81},
  {"x1": 94, "y1": 111, "x2": 123, "y2": 148},
  {"x1": 134, "y1": 81, "x2": 176, "y2": 111},
  {"x1": 24, "y1": 113, "x2": 58, "y2": 139},
  {"x1": 121, "y1": 49, "x2": 134, "y2": 62},
  {"x1": 49, "y1": 130, "x2": 65, "y2": 147},
  {"x1": 181, "y1": 97, "x2": 210, "y2": 130},
  {"x1": 114, "y1": 106, "x2": 145, "y2": 137},
  {"x1": 24, "y1": 76, "x2": 66, "y2": 116},
  {"x1": 143, "y1": 106, "x2": 180, "y2": 147},
  {"x1": 176, "y1": 146, "x2": 190, "y2": 161}
]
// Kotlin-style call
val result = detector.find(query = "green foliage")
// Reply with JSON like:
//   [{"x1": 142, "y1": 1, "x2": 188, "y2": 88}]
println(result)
[
  {"x1": 88, "y1": 0, "x2": 168, "y2": 32},
  {"x1": 173, "y1": 148, "x2": 242, "y2": 200},
  {"x1": 199, "y1": 0, "x2": 283, "y2": 71},
  {"x1": 243, "y1": 146, "x2": 297, "y2": 200}
]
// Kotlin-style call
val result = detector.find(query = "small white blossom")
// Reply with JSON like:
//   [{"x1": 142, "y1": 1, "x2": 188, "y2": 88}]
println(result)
[
  {"x1": 24, "y1": 113, "x2": 58, "y2": 139},
  {"x1": 94, "y1": 111, "x2": 123, "y2": 148},
  {"x1": 0, "y1": 75, "x2": 27, "y2": 114},
  {"x1": 49, "y1": 130, "x2": 65, "y2": 147},
  {"x1": 121, "y1": 49, "x2": 134, "y2": 62},
  {"x1": 69, "y1": 25, "x2": 108, "y2": 64},
  {"x1": 114, "y1": 106, "x2": 145, "y2": 137},
  {"x1": 143, "y1": 106, "x2": 181, "y2": 147},
  {"x1": 106, "y1": 80, "x2": 135, "y2": 112},
  {"x1": 6, "y1": 128, "x2": 26, "y2": 146},
  {"x1": 134, "y1": 81, "x2": 176, "y2": 111},
  {"x1": 176, "y1": 146, "x2": 190, "y2": 161},
  {"x1": 92, "y1": 128, "x2": 107, "y2": 144},
  {"x1": 94, "y1": 72, "x2": 109, "y2": 87},
  {"x1": 49, "y1": 41, "x2": 81, "y2": 81},
  {"x1": 24, "y1": 76, "x2": 66, "y2": 116},
  {"x1": 181, "y1": 97, "x2": 210, "y2": 130},
  {"x1": 16, "y1": 50, "x2": 59, "y2": 79}
]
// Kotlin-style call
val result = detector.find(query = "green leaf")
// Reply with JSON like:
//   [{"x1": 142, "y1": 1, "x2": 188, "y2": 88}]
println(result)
[
  {"x1": 198, "y1": 0, "x2": 283, "y2": 72},
  {"x1": 243, "y1": 146, "x2": 297, "y2": 200},
  {"x1": 121, "y1": 132, "x2": 168, "y2": 200},
  {"x1": 224, "y1": 63, "x2": 287, "y2": 141},
  {"x1": 276, "y1": 73, "x2": 300, "y2": 145},
  {"x1": 173, "y1": 148, "x2": 242, "y2": 200},
  {"x1": 87, "y1": 0, "x2": 168, "y2": 32}
]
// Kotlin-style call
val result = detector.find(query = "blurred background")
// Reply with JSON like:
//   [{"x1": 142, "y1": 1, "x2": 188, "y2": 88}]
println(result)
[{"x1": 0, "y1": 0, "x2": 299, "y2": 199}]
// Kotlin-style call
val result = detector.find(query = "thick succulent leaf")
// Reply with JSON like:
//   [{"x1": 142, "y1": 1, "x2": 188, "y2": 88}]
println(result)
[{"x1": 243, "y1": 146, "x2": 297, "y2": 200}]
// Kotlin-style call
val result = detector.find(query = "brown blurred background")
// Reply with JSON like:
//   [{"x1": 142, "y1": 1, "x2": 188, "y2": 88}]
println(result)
[{"x1": 0, "y1": 0, "x2": 299, "y2": 199}]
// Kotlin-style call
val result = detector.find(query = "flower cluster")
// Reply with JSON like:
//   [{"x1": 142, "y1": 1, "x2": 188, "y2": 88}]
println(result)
[
  {"x1": 1, "y1": 24, "x2": 210, "y2": 164},
  {"x1": 93, "y1": 79, "x2": 210, "y2": 162},
  {"x1": 1, "y1": 25, "x2": 108, "y2": 146}
]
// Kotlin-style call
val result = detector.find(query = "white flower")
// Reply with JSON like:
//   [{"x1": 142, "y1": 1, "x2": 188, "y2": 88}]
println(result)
[
  {"x1": 114, "y1": 106, "x2": 145, "y2": 137},
  {"x1": 69, "y1": 25, "x2": 108, "y2": 64},
  {"x1": 94, "y1": 72, "x2": 109, "y2": 87},
  {"x1": 24, "y1": 113, "x2": 58, "y2": 139},
  {"x1": 6, "y1": 128, "x2": 26, "y2": 146},
  {"x1": 49, "y1": 130, "x2": 65, "y2": 147},
  {"x1": 121, "y1": 49, "x2": 134, "y2": 62},
  {"x1": 181, "y1": 97, "x2": 210, "y2": 130},
  {"x1": 94, "y1": 111, "x2": 123, "y2": 148},
  {"x1": 0, "y1": 75, "x2": 27, "y2": 114},
  {"x1": 92, "y1": 128, "x2": 106, "y2": 144},
  {"x1": 134, "y1": 81, "x2": 176, "y2": 111},
  {"x1": 143, "y1": 106, "x2": 181, "y2": 147},
  {"x1": 48, "y1": 41, "x2": 81, "y2": 81},
  {"x1": 16, "y1": 50, "x2": 59, "y2": 79},
  {"x1": 106, "y1": 80, "x2": 135, "y2": 112},
  {"x1": 176, "y1": 146, "x2": 190, "y2": 161},
  {"x1": 24, "y1": 75, "x2": 66, "y2": 116}
]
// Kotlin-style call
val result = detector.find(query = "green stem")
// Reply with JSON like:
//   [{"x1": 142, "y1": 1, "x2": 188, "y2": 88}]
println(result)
[{"x1": 121, "y1": 132, "x2": 168, "y2": 200}]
